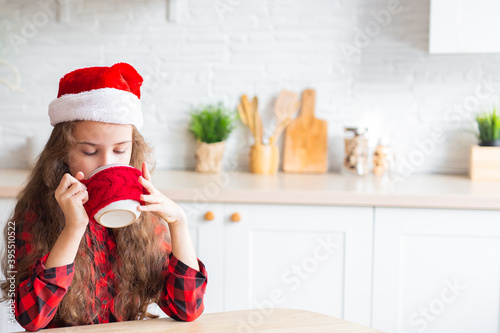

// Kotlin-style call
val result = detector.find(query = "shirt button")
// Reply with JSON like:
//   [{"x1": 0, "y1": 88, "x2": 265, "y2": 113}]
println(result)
[
  {"x1": 101, "y1": 272, "x2": 106, "y2": 278},
  {"x1": 102, "y1": 299, "x2": 108, "y2": 305},
  {"x1": 99, "y1": 244, "x2": 105, "y2": 249},
  {"x1": 26, "y1": 281, "x2": 31, "y2": 288}
]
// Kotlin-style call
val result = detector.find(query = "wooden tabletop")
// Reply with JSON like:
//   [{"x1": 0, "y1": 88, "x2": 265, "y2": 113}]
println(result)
[{"x1": 13, "y1": 309, "x2": 384, "y2": 332}]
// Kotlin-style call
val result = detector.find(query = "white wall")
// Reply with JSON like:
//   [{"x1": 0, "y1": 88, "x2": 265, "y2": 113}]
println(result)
[{"x1": 0, "y1": 0, "x2": 499, "y2": 175}]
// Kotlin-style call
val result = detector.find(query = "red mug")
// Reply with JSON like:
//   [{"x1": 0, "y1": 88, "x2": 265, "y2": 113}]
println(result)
[{"x1": 81, "y1": 164, "x2": 145, "y2": 228}]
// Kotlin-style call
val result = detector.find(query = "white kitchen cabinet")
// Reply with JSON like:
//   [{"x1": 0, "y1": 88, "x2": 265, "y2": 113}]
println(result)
[
  {"x1": 372, "y1": 207, "x2": 500, "y2": 333},
  {"x1": 223, "y1": 203, "x2": 374, "y2": 326},
  {"x1": 429, "y1": 0, "x2": 500, "y2": 53},
  {"x1": 177, "y1": 202, "x2": 225, "y2": 314},
  {"x1": 148, "y1": 202, "x2": 225, "y2": 318},
  {"x1": 175, "y1": 201, "x2": 374, "y2": 326}
]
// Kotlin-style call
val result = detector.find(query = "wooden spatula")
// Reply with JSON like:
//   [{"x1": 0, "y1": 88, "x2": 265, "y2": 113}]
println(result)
[
  {"x1": 270, "y1": 90, "x2": 300, "y2": 145},
  {"x1": 240, "y1": 95, "x2": 263, "y2": 146}
]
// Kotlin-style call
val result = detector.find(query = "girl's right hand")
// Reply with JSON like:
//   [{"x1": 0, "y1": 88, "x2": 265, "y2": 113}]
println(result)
[{"x1": 55, "y1": 171, "x2": 89, "y2": 233}]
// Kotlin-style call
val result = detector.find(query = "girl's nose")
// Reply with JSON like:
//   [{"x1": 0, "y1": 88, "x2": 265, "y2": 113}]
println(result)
[{"x1": 100, "y1": 152, "x2": 116, "y2": 167}]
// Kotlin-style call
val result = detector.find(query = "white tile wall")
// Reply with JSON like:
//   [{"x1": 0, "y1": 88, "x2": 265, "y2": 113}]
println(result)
[{"x1": 1, "y1": 0, "x2": 499, "y2": 174}]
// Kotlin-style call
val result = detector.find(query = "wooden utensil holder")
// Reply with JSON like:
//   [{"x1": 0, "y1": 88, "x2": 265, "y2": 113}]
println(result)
[
  {"x1": 469, "y1": 145, "x2": 500, "y2": 181},
  {"x1": 250, "y1": 144, "x2": 279, "y2": 175}
]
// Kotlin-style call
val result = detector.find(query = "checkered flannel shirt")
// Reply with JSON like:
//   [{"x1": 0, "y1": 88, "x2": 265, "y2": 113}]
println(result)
[{"x1": 14, "y1": 212, "x2": 207, "y2": 331}]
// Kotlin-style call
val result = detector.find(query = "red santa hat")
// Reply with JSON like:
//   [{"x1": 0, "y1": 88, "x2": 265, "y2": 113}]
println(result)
[{"x1": 48, "y1": 62, "x2": 144, "y2": 129}]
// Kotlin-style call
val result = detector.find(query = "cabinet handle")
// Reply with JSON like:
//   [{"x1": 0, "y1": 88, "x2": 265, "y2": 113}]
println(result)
[
  {"x1": 230, "y1": 212, "x2": 241, "y2": 222},
  {"x1": 204, "y1": 211, "x2": 215, "y2": 221}
]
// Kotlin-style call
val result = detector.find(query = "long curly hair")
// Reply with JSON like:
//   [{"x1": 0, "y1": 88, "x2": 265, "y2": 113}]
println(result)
[{"x1": 0, "y1": 121, "x2": 170, "y2": 326}]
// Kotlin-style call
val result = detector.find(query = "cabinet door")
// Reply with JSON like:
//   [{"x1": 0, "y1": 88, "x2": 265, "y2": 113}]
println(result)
[
  {"x1": 177, "y1": 201, "x2": 225, "y2": 314},
  {"x1": 146, "y1": 201, "x2": 225, "y2": 317},
  {"x1": 224, "y1": 203, "x2": 373, "y2": 326},
  {"x1": 372, "y1": 208, "x2": 500, "y2": 333},
  {"x1": 429, "y1": 0, "x2": 500, "y2": 53}
]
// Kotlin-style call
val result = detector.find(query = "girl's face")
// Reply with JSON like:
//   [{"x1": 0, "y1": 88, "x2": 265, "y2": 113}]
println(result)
[{"x1": 68, "y1": 121, "x2": 133, "y2": 179}]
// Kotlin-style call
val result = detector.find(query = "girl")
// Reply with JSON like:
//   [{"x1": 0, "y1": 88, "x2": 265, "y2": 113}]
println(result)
[{"x1": 0, "y1": 63, "x2": 207, "y2": 331}]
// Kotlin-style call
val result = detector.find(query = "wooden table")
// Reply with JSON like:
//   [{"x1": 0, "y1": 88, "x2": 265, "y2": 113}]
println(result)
[{"x1": 13, "y1": 309, "x2": 384, "y2": 332}]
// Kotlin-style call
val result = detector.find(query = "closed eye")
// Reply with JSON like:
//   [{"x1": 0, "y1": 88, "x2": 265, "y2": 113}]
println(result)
[
  {"x1": 83, "y1": 151, "x2": 97, "y2": 156},
  {"x1": 114, "y1": 150, "x2": 126, "y2": 154}
]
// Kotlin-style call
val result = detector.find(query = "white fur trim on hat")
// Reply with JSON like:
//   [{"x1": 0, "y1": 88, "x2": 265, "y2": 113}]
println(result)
[{"x1": 48, "y1": 87, "x2": 143, "y2": 129}]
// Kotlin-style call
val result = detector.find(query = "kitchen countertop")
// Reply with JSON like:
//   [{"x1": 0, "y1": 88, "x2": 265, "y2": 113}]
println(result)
[
  {"x1": 12, "y1": 308, "x2": 384, "y2": 333},
  {"x1": 0, "y1": 169, "x2": 499, "y2": 210}
]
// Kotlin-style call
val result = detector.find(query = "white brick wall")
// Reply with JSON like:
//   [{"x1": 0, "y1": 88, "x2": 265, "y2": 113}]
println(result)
[{"x1": 1, "y1": 0, "x2": 499, "y2": 174}]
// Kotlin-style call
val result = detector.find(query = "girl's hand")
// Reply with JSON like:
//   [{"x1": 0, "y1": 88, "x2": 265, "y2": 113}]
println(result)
[
  {"x1": 138, "y1": 162, "x2": 186, "y2": 225},
  {"x1": 55, "y1": 172, "x2": 89, "y2": 233}
]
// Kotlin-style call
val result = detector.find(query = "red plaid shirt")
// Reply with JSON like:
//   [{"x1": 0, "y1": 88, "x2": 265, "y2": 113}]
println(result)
[{"x1": 14, "y1": 213, "x2": 207, "y2": 332}]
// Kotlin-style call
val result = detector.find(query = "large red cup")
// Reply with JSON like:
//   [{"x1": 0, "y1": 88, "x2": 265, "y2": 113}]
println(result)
[{"x1": 81, "y1": 164, "x2": 145, "y2": 228}]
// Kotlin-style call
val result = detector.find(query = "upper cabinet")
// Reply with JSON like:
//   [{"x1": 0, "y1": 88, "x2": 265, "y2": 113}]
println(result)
[{"x1": 429, "y1": 0, "x2": 500, "y2": 54}]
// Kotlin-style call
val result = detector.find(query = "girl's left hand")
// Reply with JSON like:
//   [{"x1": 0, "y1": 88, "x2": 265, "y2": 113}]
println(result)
[{"x1": 138, "y1": 162, "x2": 186, "y2": 225}]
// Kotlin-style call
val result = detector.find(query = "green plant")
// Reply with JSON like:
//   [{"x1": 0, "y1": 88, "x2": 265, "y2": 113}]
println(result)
[
  {"x1": 476, "y1": 107, "x2": 500, "y2": 144},
  {"x1": 189, "y1": 103, "x2": 237, "y2": 143}
]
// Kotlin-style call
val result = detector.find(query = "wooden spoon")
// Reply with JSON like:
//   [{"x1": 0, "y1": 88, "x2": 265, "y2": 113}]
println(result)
[
  {"x1": 237, "y1": 102, "x2": 251, "y2": 133},
  {"x1": 251, "y1": 97, "x2": 263, "y2": 146},
  {"x1": 241, "y1": 95, "x2": 255, "y2": 136}
]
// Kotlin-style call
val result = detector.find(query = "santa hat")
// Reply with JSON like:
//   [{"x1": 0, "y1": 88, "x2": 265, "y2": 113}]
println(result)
[{"x1": 48, "y1": 63, "x2": 144, "y2": 129}]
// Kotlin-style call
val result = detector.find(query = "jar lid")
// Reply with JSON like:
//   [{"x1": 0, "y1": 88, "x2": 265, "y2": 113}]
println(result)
[{"x1": 344, "y1": 127, "x2": 368, "y2": 135}]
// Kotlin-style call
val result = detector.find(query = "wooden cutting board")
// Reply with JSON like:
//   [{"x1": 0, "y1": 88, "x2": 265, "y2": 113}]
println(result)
[{"x1": 283, "y1": 89, "x2": 328, "y2": 173}]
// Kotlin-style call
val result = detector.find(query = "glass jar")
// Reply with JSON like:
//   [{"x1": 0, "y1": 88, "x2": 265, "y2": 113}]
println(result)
[
  {"x1": 372, "y1": 139, "x2": 395, "y2": 176},
  {"x1": 343, "y1": 127, "x2": 369, "y2": 175}
]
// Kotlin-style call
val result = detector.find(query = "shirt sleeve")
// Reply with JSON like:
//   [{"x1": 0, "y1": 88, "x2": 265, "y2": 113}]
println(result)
[
  {"x1": 15, "y1": 216, "x2": 75, "y2": 332},
  {"x1": 158, "y1": 253, "x2": 207, "y2": 322}
]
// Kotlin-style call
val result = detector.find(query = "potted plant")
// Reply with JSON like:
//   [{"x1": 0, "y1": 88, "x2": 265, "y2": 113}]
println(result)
[
  {"x1": 476, "y1": 107, "x2": 500, "y2": 146},
  {"x1": 189, "y1": 103, "x2": 236, "y2": 173},
  {"x1": 469, "y1": 107, "x2": 500, "y2": 181}
]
